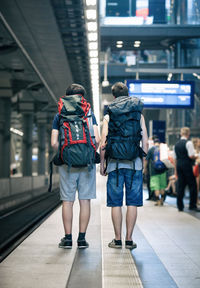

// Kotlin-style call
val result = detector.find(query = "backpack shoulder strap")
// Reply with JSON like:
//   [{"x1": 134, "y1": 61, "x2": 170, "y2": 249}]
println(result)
[{"x1": 85, "y1": 108, "x2": 95, "y2": 145}]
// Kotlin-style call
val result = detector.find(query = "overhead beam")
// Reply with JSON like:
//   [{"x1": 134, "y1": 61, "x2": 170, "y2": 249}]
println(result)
[
  {"x1": 125, "y1": 68, "x2": 200, "y2": 74},
  {"x1": 100, "y1": 64, "x2": 200, "y2": 76},
  {"x1": 101, "y1": 25, "x2": 200, "y2": 38}
]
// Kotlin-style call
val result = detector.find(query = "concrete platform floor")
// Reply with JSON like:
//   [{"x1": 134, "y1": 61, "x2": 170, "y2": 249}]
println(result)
[{"x1": 0, "y1": 174, "x2": 200, "y2": 288}]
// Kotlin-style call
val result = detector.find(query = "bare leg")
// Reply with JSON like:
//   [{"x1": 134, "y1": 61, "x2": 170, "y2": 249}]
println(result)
[
  {"x1": 154, "y1": 190, "x2": 160, "y2": 197},
  {"x1": 171, "y1": 181, "x2": 176, "y2": 195},
  {"x1": 111, "y1": 207, "x2": 122, "y2": 240},
  {"x1": 62, "y1": 201, "x2": 74, "y2": 234},
  {"x1": 197, "y1": 176, "x2": 200, "y2": 205},
  {"x1": 154, "y1": 190, "x2": 162, "y2": 205},
  {"x1": 160, "y1": 189, "x2": 165, "y2": 196},
  {"x1": 126, "y1": 206, "x2": 137, "y2": 241},
  {"x1": 79, "y1": 199, "x2": 91, "y2": 233},
  {"x1": 165, "y1": 180, "x2": 172, "y2": 191}
]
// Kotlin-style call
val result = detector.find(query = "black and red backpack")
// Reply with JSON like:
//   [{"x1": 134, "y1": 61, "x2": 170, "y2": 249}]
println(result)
[{"x1": 48, "y1": 94, "x2": 96, "y2": 191}]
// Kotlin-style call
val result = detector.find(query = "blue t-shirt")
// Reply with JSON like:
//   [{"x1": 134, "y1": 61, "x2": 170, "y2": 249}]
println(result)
[{"x1": 52, "y1": 112, "x2": 97, "y2": 130}]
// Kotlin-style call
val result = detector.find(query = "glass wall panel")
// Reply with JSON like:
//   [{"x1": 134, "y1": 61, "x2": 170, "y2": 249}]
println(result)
[
  {"x1": 180, "y1": 39, "x2": 200, "y2": 68},
  {"x1": 100, "y1": 0, "x2": 200, "y2": 25}
]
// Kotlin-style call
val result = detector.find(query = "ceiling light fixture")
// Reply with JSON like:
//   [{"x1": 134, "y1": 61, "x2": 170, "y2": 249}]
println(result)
[
  {"x1": 10, "y1": 127, "x2": 24, "y2": 137},
  {"x1": 90, "y1": 64, "x2": 98, "y2": 70},
  {"x1": 85, "y1": 1, "x2": 99, "y2": 127},
  {"x1": 86, "y1": 0, "x2": 97, "y2": 6},
  {"x1": 89, "y1": 50, "x2": 98, "y2": 57},
  {"x1": 87, "y1": 22, "x2": 97, "y2": 31},
  {"x1": 86, "y1": 9, "x2": 96, "y2": 20},
  {"x1": 90, "y1": 57, "x2": 98, "y2": 64},
  {"x1": 88, "y1": 32, "x2": 98, "y2": 41},
  {"x1": 88, "y1": 42, "x2": 98, "y2": 50}
]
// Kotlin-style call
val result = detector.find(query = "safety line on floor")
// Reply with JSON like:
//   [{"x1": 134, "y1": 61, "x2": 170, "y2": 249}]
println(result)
[{"x1": 101, "y1": 203, "x2": 143, "y2": 288}]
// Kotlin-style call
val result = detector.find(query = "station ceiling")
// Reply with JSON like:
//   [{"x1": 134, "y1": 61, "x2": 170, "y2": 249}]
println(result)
[
  {"x1": 1, "y1": 0, "x2": 200, "y2": 117},
  {"x1": 0, "y1": 0, "x2": 92, "y2": 114}
]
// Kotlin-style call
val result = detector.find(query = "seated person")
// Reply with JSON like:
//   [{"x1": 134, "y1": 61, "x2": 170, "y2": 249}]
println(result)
[{"x1": 165, "y1": 174, "x2": 177, "y2": 197}]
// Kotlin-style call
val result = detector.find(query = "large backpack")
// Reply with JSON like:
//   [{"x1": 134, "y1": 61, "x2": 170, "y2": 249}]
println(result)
[
  {"x1": 57, "y1": 94, "x2": 96, "y2": 167},
  {"x1": 48, "y1": 94, "x2": 96, "y2": 192},
  {"x1": 152, "y1": 146, "x2": 166, "y2": 173},
  {"x1": 105, "y1": 96, "x2": 145, "y2": 162}
]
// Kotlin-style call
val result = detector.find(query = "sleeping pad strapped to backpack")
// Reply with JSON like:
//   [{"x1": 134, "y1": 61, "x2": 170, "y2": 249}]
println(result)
[
  {"x1": 48, "y1": 94, "x2": 96, "y2": 192},
  {"x1": 105, "y1": 96, "x2": 145, "y2": 162}
]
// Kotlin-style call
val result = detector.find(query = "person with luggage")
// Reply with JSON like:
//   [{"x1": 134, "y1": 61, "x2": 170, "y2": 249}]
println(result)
[
  {"x1": 100, "y1": 82, "x2": 148, "y2": 250},
  {"x1": 144, "y1": 138, "x2": 167, "y2": 206},
  {"x1": 51, "y1": 83, "x2": 100, "y2": 249}
]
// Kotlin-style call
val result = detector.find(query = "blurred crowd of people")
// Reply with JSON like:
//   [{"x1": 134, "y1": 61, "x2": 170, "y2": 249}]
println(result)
[{"x1": 144, "y1": 127, "x2": 200, "y2": 212}]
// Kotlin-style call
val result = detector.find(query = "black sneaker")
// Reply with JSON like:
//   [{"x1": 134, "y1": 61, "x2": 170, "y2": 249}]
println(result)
[
  {"x1": 108, "y1": 239, "x2": 122, "y2": 249},
  {"x1": 189, "y1": 207, "x2": 200, "y2": 212},
  {"x1": 125, "y1": 240, "x2": 137, "y2": 250},
  {"x1": 58, "y1": 237, "x2": 72, "y2": 249},
  {"x1": 77, "y1": 239, "x2": 89, "y2": 249}
]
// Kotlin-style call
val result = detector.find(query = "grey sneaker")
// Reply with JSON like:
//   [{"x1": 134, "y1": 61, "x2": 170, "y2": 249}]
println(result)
[
  {"x1": 108, "y1": 239, "x2": 122, "y2": 249},
  {"x1": 125, "y1": 240, "x2": 137, "y2": 250},
  {"x1": 58, "y1": 237, "x2": 72, "y2": 249}
]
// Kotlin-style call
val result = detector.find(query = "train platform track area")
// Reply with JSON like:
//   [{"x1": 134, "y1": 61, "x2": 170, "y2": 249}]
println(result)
[{"x1": 1, "y1": 175, "x2": 200, "y2": 288}]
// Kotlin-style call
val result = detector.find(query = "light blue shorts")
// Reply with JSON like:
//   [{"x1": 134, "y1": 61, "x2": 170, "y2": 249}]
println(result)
[{"x1": 59, "y1": 165, "x2": 96, "y2": 201}]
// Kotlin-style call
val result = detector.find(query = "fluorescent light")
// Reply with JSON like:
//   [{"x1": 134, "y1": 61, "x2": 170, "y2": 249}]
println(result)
[
  {"x1": 86, "y1": 0, "x2": 97, "y2": 5},
  {"x1": 86, "y1": 9, "x2": 96, "y2": 20},
  {"x1": 89, "y1": 50, "x2": 98, "y2": 57},
  {"x1": 92, "y1": 88, "x2": 99, "y2": 94},
  {"x1": 90, "y1": 57, "x2": 98, "y2": 64},
  {"x1": 92, "y1": 80, "x2": 99, "y2": 86},
  {"x1": 134, "y1": 41, "x2": 141, "y2": 44},
  {"x1": 10, "y1": 127, "x2": 24, "y2": 137},
  {"x1": 91, "y1": 73, "x2": 99, "y2": 79},
  {"x1": 85, "y1": 1, "x2": 99, "y2": 128},
  {"x1": 92, "y1": 78, "x2": 99, "y2": 84},
  {"x1": 89, "y1": 42, "x2": 98, "y2": 50},
  {"x1": 90, "y1": 64, "x2": 98, "y2": 70},
  {"x1": 88, "y1": 32, "x2": 97, "y2": 41},
  {"x1": 116, "y1": 41, "x2": 123, "y2": 45},
  {"x1": 91, "y1": 75, "x2": 99, "y2": 81},
  {"x1": 116, "y1": 44, "x2": 123, "y2": 48},
  {"x1": 87, "y1": 22, "x2": 97, "y2": 31},
  {"x1": 134, "y1": 44, "x2": 140, "y2": 47}
]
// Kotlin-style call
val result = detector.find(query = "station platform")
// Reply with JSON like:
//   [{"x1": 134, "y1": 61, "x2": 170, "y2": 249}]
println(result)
[{"x1": 1, "y1": 174, "x2": 200, "y2": 288}]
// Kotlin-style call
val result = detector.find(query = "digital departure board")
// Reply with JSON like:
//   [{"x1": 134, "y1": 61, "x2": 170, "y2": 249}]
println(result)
[{"x1": 126, "y1": 80, "x2": 194, "y2": 108}]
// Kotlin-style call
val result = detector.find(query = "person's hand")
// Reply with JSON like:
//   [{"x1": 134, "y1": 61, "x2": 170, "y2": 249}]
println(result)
[
  {"x1": 143, "y1": 168, "x2": 147, "y2": 175},
  {"x1": 100, "y1": 163, "x2": 107, "y2": 176}
]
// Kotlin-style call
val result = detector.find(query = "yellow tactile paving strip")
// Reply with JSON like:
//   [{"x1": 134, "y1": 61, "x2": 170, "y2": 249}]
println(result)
[{"x1": 100, "y1": 177, "x2": 143, "y2": 288}]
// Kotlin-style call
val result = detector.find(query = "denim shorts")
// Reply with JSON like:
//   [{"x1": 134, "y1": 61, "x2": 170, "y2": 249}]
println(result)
[
  {"x1": 107, "y1": 169, "x2": 143, "y2": 207},
  {"x1": 59, "y1": 165, "x2": 96, "y2": 201}
]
